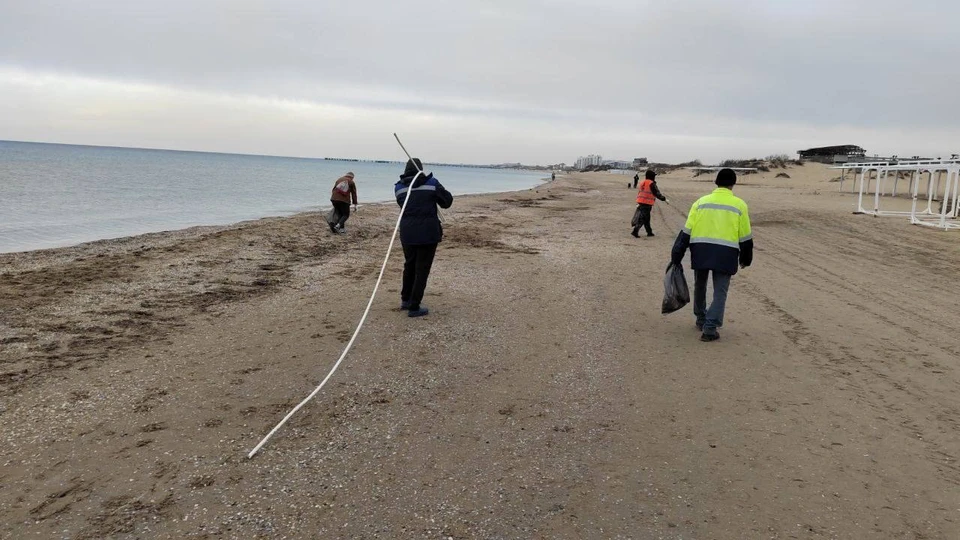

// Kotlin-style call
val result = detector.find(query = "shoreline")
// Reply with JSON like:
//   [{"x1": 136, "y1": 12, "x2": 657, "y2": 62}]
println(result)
[
  {"x1": 0, "y1": 176, "x2": 555, "y2": 257},
  {"x1": 2, "y1": 166, "x2": 958, "y2": 538}
]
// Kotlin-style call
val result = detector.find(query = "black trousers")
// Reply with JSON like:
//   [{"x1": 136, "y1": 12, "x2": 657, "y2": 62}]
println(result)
[
  {"x1": 631, "y1": 204, "x2": 653, "y2": 235},
  {"x1": 330, "y1": 201, "x2": 351, "y2": 228},
  {"x1": 401, "y1": 243, "x2": 437, "y2": 310}
]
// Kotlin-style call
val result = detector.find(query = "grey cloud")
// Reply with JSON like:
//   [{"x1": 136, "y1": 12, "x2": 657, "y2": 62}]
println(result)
[{"x1": 1, "y1": 0, "x2": 958, "y2": 161}]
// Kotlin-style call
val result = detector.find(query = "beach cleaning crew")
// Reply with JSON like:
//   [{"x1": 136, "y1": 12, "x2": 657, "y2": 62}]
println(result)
[
  {"x1": 395, "y1": 158, "x2": 454, "y2": 317},
  {"x1": 631, "y1": 169, "x2": 668, "y2": 238},
  {"x1": 328, "y1": 172, "x2": 358, "y2": 234},
  {"x1": 671, "y1": 168, "x2": 753, "y2": 342}
]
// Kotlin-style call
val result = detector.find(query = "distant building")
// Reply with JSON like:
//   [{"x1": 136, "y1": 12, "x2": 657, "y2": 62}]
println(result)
[
  {"x1": 574, "y1": 154, "x2": 603, "y2": 169},
  {"x1": 633, "y1": 157, "x2": 648, "y2": 167},
  {"x1": 797, "y1": 145, "x2": 866, "y2": 164}
]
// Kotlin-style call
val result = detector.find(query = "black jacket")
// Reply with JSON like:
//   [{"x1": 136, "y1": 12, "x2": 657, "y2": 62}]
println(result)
[
  {"x1": 672, "y1": 231, "x2": 752, "y2": 275},
  {"x1": 394, "y1": 171, "x2": 454, "y2": 245},
  {"x1": 648, "y1": 180, "x2": 667, "y2": 203}
]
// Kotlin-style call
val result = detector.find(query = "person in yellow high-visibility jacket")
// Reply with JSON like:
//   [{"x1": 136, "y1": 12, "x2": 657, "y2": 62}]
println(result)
[{"x1": 671, "y1": 168, "x2": 753, "y2": 342}]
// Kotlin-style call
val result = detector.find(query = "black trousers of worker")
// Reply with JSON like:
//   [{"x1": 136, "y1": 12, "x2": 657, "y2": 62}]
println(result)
[
  {"x1": 330, "y1": 201, "x2": 351, "y2": 228},
  {"x1": 401, "y1": 243, "x2": 437, "y2": 310},
  {"x1": 631, "y1": 204, "x2": 653, "y2": 236}
]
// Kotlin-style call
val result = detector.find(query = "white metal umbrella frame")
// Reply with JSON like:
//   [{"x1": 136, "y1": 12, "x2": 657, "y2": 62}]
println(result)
[{"x1": 831, "y1": 159, "x2": 960, "y2": 230}]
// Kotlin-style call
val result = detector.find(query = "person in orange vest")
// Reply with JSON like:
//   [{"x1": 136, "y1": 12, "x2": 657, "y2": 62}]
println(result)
[{"x1": 631, "y1": 170, "x2": 668, "y2": 237}]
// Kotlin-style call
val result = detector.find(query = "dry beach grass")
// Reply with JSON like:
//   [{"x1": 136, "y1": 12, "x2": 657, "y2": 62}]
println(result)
[{"x1": 1, "y1": 164, "x2": 959, "y2": 538}]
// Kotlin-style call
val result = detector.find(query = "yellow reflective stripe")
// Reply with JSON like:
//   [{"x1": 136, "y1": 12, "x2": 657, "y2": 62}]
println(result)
[
  {"x1": 396, "y1": 185, "x2": 436, "y2": 196},
  {"x1": 691, "y1": 237, "x2": 740, "y2": 249},
  {"x1": 697, "y1": 203, "x2": 742, "y2": 215}
]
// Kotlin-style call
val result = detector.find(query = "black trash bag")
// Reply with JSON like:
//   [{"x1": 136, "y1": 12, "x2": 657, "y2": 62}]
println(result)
[
  {"x1": 327, "y1": 207, "x2": 340, "y2": 225},
  {"x1": 662, "y1": 262, "x2": 690, "y2": 314},
  {"x1": 631, "y1": 206, "x2": 643, "y2": 227}
]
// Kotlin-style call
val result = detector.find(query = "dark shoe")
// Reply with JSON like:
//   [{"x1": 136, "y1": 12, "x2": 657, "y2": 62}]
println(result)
[
  {"x1": 646, "y1": 232, "x2": 655, "y2": 237},
  {"x1": 327, "y1": 221, "x2": 337, "y2": 233},
  {"x1": 700, "y1": 332, "x2": 720, "y2": 342},
  {"x1": 630, "y1": 231, "x2": 640, "y2": 238},
  {"x1": 408, "y1": 307, "x2": 429, "y2": 318},
  {"x1": 400, "y1": 300, "x2": 410, "y2": 310}
]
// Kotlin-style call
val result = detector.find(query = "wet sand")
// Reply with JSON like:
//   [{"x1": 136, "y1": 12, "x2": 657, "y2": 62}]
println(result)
[{"x1": 1, "y1": 164, "x2": 958, "y2": 538}]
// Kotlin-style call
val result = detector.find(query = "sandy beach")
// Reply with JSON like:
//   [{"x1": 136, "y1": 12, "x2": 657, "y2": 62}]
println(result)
[{"x1": 1, "y1": 163, "x2": 958, "y2": 538}]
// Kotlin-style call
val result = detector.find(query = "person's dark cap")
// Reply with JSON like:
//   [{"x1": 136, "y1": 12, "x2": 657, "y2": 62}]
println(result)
[
  {"x1": 645, "y1": 169, "x2": 657, "y2": 180},
  {"x1": 403, "y1": 158, "x2": 423, "y2": 177},
  {"x1": 716, "y1": 168, "x2": 737, "y2": 187}
]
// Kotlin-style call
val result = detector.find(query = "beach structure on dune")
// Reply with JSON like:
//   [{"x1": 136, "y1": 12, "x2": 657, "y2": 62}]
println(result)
[
  {"x1": 831, "y1": 158, "x2": 960, "y2": 231},
  {"x1": 686, "y1": 166, "x2": 758, "y2": 177},
  {"x1": 798, "y1": 144, "x2": 866, "y2": 164}
]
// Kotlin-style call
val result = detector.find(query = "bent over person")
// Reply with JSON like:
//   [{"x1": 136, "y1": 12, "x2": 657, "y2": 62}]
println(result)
[
  {"x1": 631, "y1": 169, "x2": 668, "y2": 237},
  {"x1": 395, "y1": 158, "x2": 454, "y2": 317},
  {"x1": 328, "y1": 172, "x2": 358, "y2": 234},
  {"x1": 671, "y1": 168, "x2": 753, "y2": 342}
]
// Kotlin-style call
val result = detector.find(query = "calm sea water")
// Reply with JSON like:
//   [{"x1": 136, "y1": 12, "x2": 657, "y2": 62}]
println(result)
[{"x1": 0, "y1": 141, "x2": 548, "y2": 254}]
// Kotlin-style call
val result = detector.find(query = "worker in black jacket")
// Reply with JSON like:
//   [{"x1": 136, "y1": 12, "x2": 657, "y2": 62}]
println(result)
[{"x1": 394, "y1": 158, "x2": 454, "y2": 317}]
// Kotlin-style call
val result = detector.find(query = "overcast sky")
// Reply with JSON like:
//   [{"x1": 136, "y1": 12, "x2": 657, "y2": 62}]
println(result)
[{"x1": 1, "y1": 0, "x2": 958, "y2": 164}]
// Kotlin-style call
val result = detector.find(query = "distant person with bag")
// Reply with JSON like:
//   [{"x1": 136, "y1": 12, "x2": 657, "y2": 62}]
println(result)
[
  {"x1": 328, "y1": 172, "x2": 358, "y2": 234},
  {"x1": 395, "y1": 158, "x2": 454, "y2": 317},
  {"x1": 633, "y1": 172, "x2": 640, "y2": 189},
  {"x1": 631, "y1": 169, "x2": 668, "y2": 237},
  {"x1": 671, "y1": 168, "x2": 753, "y2": 342}
]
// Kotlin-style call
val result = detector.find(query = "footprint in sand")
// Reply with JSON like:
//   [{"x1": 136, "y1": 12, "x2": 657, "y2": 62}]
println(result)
[{"x1": 139, "y1": 422, "x2": 167, "y2": 433}]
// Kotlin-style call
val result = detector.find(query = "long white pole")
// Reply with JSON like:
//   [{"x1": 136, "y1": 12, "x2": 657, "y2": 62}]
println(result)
[
  {"x1": 939, "y1": 169, "x2": 953, "y2": 229},
  {"x1": 874, "y1": 168, "x2": 884, "y2": 214},
  {"x1": 856, "y1": 167, "x2": 866, "y2": 213},
  {"x1": 247, "y1": 134, "x2": 422, "y2": 458},
  {"x1": 910, "y1": 169, "x2": 920, "y2": 224},
  {"x1": 953, "y1": 169, "x2": 960, "y2": 217}
]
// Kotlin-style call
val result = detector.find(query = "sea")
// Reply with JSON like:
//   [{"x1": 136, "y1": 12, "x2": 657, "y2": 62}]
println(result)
[{"x1": 0, "y1": 141, "x2": 549, "y2": 254}]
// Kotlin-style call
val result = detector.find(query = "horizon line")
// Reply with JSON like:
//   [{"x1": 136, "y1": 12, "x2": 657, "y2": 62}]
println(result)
[{"x1": 0, "y1": 138, "x2": 542, "y2": 168}]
